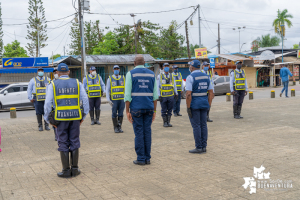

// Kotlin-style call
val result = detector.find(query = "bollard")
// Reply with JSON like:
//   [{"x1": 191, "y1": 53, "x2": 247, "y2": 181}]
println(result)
[
  {"x1": 291, "y1": 89, "x2": 295, "y2": 97},
  {"x1": 10, "y1": 107, "x2": 17, "y2": 118},
  {"x1": 271, "y1": 90, "x2": 275, "y2": 98},
  {"x1": 226, "y1": 93, "x2": 231, "y2": 102},
  {"x1": 249, "y1": 91, "x2": 253, "y2": 100}
]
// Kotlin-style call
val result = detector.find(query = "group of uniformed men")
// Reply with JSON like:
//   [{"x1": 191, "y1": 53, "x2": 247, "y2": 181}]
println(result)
[{"x1": 27, "y1": 54, "x2": 248, "y2": 177}]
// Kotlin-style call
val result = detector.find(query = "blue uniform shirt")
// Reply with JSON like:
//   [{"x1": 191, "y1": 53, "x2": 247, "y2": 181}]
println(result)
[
  {"x1": 44, "y1": 75, "x2": 89, "y2": 123},
  {"x1": 82, "y1": 74, "x2": 106, "y2": 93},
  {"x1": 280, "y1": 67, "x2": 293, "y2": 82},
  {"x1": 27, "y1": 76, "x2": 50, "y2": 100},
  {"x1": 157, "y1": 72, "x2": 178, "y2": 97},
  {"x1": 229, "y1": 69, "x2": 248, "y2": 92},
  {"x1": 186, "y1": 70, "x2": 213, "y2": 91}
]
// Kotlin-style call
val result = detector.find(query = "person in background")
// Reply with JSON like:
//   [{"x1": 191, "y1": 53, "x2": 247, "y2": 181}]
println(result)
[
  {"x1": 82, "y1": 66, "x2": 106, "y2": 125},
  {"x1": 172, "y1": 65, "x2": 184, "y2": 117},
  {"x1": 124, "y1": 54, "x2": 158, "y2": 165},
  {"x1": 27, "y1": 67, "x2": 51, "y2": 131},
  {"x1": 51, "y1": 67, "x2": 59, "y2": 141},
  {"x1": 106, "y1": 65, "x2": 126, "y2": 133},
  {"x1": 44, "y1": 63, "x2": 89, "y2": 178},
  {"x1": 214, "y1": 71, "x2": 218, "y2": 75},
  {"x1": 280, "y1": 65, "x2": 295, "y2": 98},
  {"x1": 201, "y1": 61, "x2": 214, "y2": 122}
]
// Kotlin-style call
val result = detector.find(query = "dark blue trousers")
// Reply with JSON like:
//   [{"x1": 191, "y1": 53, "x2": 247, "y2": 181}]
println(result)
[
  {"x1": 89, "y1": 97, "x2": 101, "y2": 111},
  {"x1": 160, "y1": 96, "x2": 174, "y2": 117},
  {"x1": 34, "y1": 100, "x2": 45, "y2": 115},
  {"x1": 173, "y1": 92, "x2": 181, "y2": 114},
  {"x1": 233, "y1": 90, "x2": 245, "y2": 106},
  {"x1": 56, "y1": 121, "x2": 80, "y2": 152},
  {"x1": 189, "y1": 108, "x2": 208, "y2": 149},
  {"x1": 111, "y1": 100, "x2": 125, "y2": 118},
  {"x1": 131, "y1": 109, "x2": 153, "y2": 162}
]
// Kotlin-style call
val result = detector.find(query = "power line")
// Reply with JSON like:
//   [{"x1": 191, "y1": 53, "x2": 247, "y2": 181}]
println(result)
[
  {"x1": 200, "y1": 7, "x2": 217, "y2": 38},
  {"x1": 176, "y1": 7, "x2": 198, "y2": 30},
  {"x1": 53, "y1": 26, "x2": 70, "y2": 54},
  {"x1": 94, "y1": 0, "x2": 120, "y2": 25}
]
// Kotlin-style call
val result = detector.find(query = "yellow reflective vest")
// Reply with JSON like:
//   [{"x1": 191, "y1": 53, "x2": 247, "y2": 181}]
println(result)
[
  {"x1": 173, "y1": 72, "x2": 183, "y2": 92},
  {"x1": 234, "y1": 69, "x2": 246, "y2": 90},
  {"x1": 160, "y1": 73, "x2": 174, "y2": 97},
  {"x1": 86, "y1": 74, "x2": 102, "y2": 98},
  {"x1": 34, "y1": 76, "x2": 50, "y2": 101},
  {"x1": 109, "y1": 75, "x2": 125, "y2": 100}
]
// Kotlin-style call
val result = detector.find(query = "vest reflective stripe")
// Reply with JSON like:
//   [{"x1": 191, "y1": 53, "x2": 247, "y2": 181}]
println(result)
[
  {"x1": 35, "y1": 76, "x2": 50, "y2": 101},
  {"x1": 110, "y1": 75, "x2": 125, "y2": 100},
  {"x1": 173, "y1": 72, "x2": 182, "y2": 91},
  {"x1": 131, "y1": 93, "x2": 153, "y2": 96},
  {"x1": 234, "y1": 70, "x2": 246, "y2": 90},
  {"x1": 201, "y1": 70, "x2": 212, "y2": 79},
  {"x1": 132, "y1": 73, "x2": 155, "y2": 78},
  {"x1": 86, "y1": 74, "x2": 102, "y2": 98},
  {"x1": 192, "y1": 93, "x2": 207, "y2": 96},
  {"x1": 160, "y1": 74, "x2": 174, "y2": 97},
  {"x1": 53, "y1": 78, "x2": 82, "y2": 121}
]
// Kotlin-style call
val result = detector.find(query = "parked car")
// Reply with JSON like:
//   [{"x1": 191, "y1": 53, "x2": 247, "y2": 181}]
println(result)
[
  {"x1": 213, "y1": 76, "x2": 231, "y2": 95},
  {"x1": 0, "y1": 83, "x2": 33, "y2": 109}
]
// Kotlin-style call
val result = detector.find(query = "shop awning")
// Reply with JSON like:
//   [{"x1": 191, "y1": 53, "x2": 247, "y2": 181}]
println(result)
[
  {"x1": 253, "y1": 65, "x2": 270, "y2": 68},
  {"x1": 215, "y1": 54, "x2": 252, "y2": 61},
  {"x1": 0, "y1": 68, "x2": 54, "y2": 74}
]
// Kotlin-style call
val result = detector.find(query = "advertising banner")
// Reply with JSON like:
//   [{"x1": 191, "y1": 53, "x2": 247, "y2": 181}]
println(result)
[
  {"x1": 195, "y1": 48, "x2": 208, "y2": 58},
  {"x1": 2, "y1": 57, "x2": 49, "y2": 68}
]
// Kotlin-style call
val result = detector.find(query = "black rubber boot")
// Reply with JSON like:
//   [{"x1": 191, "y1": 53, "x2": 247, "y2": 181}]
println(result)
[
  {"x1": 118, "y1": 117, "x2": 124, "y2": 133},
  {"x1": 167, "y1": 116, "x2": 173, "y2": 127},
  {"x1": 163, "y1": 116, "x2": 168, "y2": 127},
  {"x1": 233, "y1": 105, "x2": 239, "y2": 119},
  {"x1": 44, "y1": 120, "x2": 51, "y2": 131},
  {"x1": 70, "y1": 149, "x2": 81, "y2": 177},
  {"x1": 237, "y1": 105, "x2": 243, "y2": 119},
  {"x1": 112, "y1": 117, "x2": 119, "y2": 133},
  {"x1": 177, "y1": 113, "x2": 182, "y2": 116},
  {"x1": 95, "y1": 110, "x2": 101, "y2": 125},
  {"x1": 57, "y1": 151, "x2": 71, "y2": 178},
  {"x1": 90, "y1": 111, "x2": 95, "y2": 125},
  {"x1": 207, "y1": 109, "x2": 213, "y2": 122},
  {"x1": 174, "y1": 113, "x2": 178, "y2": 117},
  {"x1": 37, "y1": 115, "x2": 43, "y2": 131}
]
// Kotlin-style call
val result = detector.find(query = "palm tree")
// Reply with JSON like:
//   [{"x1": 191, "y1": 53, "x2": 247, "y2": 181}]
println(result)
[
  {"x1": 272, "y1": 9, "x2": 293, "y2": 37},
  {"x1": 257, "y1": 34, "x2": 280, "y2": 47}
]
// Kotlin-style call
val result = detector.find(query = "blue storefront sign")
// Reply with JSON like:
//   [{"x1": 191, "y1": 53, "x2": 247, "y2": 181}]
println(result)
[
  {"x1": 2, "y1": 57, "x2": 49, "y2": 68},
  {"x1": 210, "y1": 58, "x2": 215, "y2": 68}
]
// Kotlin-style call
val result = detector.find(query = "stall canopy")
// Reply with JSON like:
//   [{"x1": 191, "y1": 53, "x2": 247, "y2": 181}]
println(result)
[
  {"x1": 0, "y1": 68, "x2": 54, "y2": 74},
  {"x1": 215, "y1": 54, "x2": 252, "y2": 61}
]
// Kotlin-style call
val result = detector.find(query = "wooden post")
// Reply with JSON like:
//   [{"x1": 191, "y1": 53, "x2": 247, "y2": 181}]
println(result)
[
  {"x1": 271, "y1": 90, "x2": 275, "y2": 98},
  {"x1": 291, "y1": 89, "x2": 295, "y2": 97},
  {"x1": 10, "y1": 108, "x2": 17, "y2": 118},
  {"x1": 249, "y1": 91, "x2": 253, "y2": 100},
  {"x1": 226, "y1": 93, "x2": 231, "y2": 102}
]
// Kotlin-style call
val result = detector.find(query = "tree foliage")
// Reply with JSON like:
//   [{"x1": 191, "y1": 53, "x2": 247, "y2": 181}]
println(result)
[
  {"x1": 50, "y1": 54, "x2": 61, "y2": 60},
  {"x1": 3, "y1": 40, "x2": 28, "y2": 58},
  {"x1": 93, "y1": 31, "x2": 119, "y2": 55},
  {"x1": 292, "y1": 44, "x2": 299, "y2": 49},
  {"x1": 257, "y1": 34, "x2": 280, "y2": 47},
  {"x1": 273, "y1": 9, "x2": 293, "y2": 37},
  {"x1": 26, "y1": 0, "x2": 48, "y2": 57}
]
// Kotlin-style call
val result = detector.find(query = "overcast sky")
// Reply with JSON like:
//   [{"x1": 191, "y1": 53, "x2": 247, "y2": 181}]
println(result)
[{"x1": 2, "y1": 0, "x2": 300, "y2": 58}]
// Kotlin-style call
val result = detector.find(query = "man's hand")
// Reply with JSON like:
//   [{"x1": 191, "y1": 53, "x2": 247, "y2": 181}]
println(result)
[
  {"x1": 126, "y1": 112, "x2": 133, "y2": 124},
  {"x1": 175, "y1": 95, "x2": 178, "y2": 101},
  {"x1": 245, "y1": 91, "x2": 248, "y2": 96},
  {"x1": 181, "y1": 91, "x2": 183, "y2": 95},
  {"x1": 80, "y1": 120, "x2": 84, "y2": 126},
  {"x1": 159, "y1": 96, "x2": 162, "y2": 102},
  {"x1": 50, "y1": 123, "x2": 57, "y2": 128},
  {"x1": 30, "y1": 99, "x2": 35, "y2": 103},
  {"x1": 152, "y1": 112, "x2": 156, "y2": 123},
  {"x1": 231, "y1": 91, "x2": 236, "y2": 95},
  {"x1": 187, "y1": 108, "x2": 192, "y2": 118},
  {"x1": 109, "y1": 101, "x2": 113, "y2": 107}
]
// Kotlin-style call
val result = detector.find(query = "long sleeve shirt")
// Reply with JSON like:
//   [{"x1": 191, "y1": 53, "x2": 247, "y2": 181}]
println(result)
[
  {"x1": 202, "y1": 70, "x2": 215, "y2": 93},
  {"x1": 157, "y1": 72, "x2": 178, "y2": 97},
  {"x1": 124, "y1": 65, "x2": 158, "y2": 102},
  {"x1": 185, "y1": 70, "x2": 213, "y2": 91},
  {"x1": 279, "y1": 67, "x2": 293, "y2": 82},
  {"x1": 230, "y1": 69, "x2": 248, "y2": 92},
  {"x1": 106, "y1": 74, "x2": 125, "y2": 102},
  {"x1": 82, "y1": 74, "x2": 106, "y2": 93},
  {"x1": 27, "y1": 76, "x2": 50, "y2": 100},
  {"x1": 172, "y1": 72, "x2": 185, "y2": 91},
  {"x1": 44, "y1": 75, "x2": 89, "y2": 123}
]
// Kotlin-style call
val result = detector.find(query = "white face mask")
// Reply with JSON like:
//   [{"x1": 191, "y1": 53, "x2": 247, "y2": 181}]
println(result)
[
  {"x1": 189, "y1": 66, "x2": 192, "y2": 73},
  {"x1": 54, "y1": 74, "x2": 59, "y2": 79},
  {"x1": 91, "y1": 71, "x2": 97, "y2": 76}
]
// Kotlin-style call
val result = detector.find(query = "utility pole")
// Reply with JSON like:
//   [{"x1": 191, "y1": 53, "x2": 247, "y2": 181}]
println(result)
[
  {"x1": 217, "y1": 23, "x2": 220, "y2": 54},
  {"x1": 185, "y1": 21, "x2": 191, "y2": 59},
  {"x1": 130, "y1": 14, "x2": 138, "y2": 54},
  {"x1": 198, "y1": 4, "x2": 201, "y2": 48},
  {"x1": 63, "y1": 46, "x2": 65, "y2": 56},
  {"x1": 78, "y1": 0, "x2": 86, "y2": 80}
]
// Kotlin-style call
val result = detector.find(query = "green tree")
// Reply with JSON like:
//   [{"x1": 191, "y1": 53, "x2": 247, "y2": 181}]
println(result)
[
  {"x1": 26, "y1": 0, "x2": 48, "y2": 57},
  {"x1": 3, "y1": 40, "x2": 28, "y2": 58},
  {"x1": 93, "y1": 31, "x2": 119, "y2": 55},
  {"x1": 292, "y1": 44, "x2": 299, "y2": 49},
  {"x1": 158, "y1": 21, "x2": 185, "y2": 59},
  {"x1": 50, "y1": 54, "x2": 61, "y2": 60},
  {"x1": 257, "y1": 34, "x2": 280, "y2": 47},
  {"x1": 273, "y1": 9, "x2": 293, "y2": 37},
  {"x1": 0, "y1": 3, "x2": 3, "y2": 63},
  {"x1": 69, "y1": 21, "x2": 81, "y2": 55}
]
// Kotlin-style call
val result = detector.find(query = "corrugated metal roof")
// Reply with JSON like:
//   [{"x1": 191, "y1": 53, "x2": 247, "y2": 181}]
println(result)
[
  {"x1": 215, "y1": 54, "x2": 252, "y2": 61},
  {"x1": 51, "y1": 56, "x2": 82, "y2": 66},
  {"x1": 84, "y1": 54, "x2": 156, "y2": 64}
]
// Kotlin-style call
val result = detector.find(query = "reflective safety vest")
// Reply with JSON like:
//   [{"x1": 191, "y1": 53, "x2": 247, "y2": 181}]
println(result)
[
  {"x1": 173, "y1": 72, "x2": 183, "y2": 91},
  {"x1": 86, "y1": 74, "x2": 102, "y2": 98},
  {"x1": 34, "y1": 76, "x2": 50, "y2": 101},
  {"x1": 109, "y1": 75, "x2": 125, "y2": 100},
  {"x1": 190, "y1": 72, "x2": 210, "y2": 110},
  {"x1": 53, "y1": 78, "x2": 82, "y2": 121},
  {"x1": 160, "y1": 73, "x2": 174, "y2": 97},
  {"x1": 233, "y1": 69, "x2": 246, "y2": 90},
  {"x1": 201, "y1": 70, "x2": 212, "y2": 79}
]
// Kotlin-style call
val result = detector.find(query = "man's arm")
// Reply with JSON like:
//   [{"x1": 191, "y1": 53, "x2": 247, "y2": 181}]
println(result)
[
  {"x1": 44, "y1": 83, "x2": 54, "y2": 123},
  {"x1": 186, "y1": 91, "x2": 192, "y2": 108},
  {"x1": 124, "y1": 72, "x2": 132, "y2": 102},
  {"x1": 100, "y1": 77, "x2": 106, "y2": 92},
  {"x1": 79, "y1": 82, "x2": 89, "y2": 120},
  {"x1": 173, "y1": 76, "x2": 178, "y2": 95},
  {"x1": 153, "y1": 77, "x2": 159, "y2": 101},
  {"x1": 125, "y1": 101, "x2": 133, "y2": 124},
  {"x1": 156, "y1": 74, "x2": 161, "y2": 97},
  {"x1": 82, "y1": 77, "x2": 87, "y2": 92},
  {"x1": 208, "y1": 90, "x2": 213, "y2": 107},
  {"x1": 27, "y1": 78, "x2": 34, "y2": 101},
  {"x1": 230, "y1": 72, "x2": 234, "y2": 93},
  {"x1": 106, "y1": 78, "x2": 111, "y2": 102}
]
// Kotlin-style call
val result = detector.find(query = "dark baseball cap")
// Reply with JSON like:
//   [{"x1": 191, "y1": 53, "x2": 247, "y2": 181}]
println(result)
[
  {"x1": 57, "y1": 63, "x2": 69, "y2": 72},
  {"x1": 189, "y1": 60, "x2": 201, "y2": 68}
]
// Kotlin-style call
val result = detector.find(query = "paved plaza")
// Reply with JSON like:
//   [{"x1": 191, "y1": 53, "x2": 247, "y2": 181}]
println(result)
[{"x1": 0, "y1": 88, "x2": 300, "y2": 199}]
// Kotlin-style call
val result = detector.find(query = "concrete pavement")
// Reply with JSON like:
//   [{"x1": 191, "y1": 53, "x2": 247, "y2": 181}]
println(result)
[{"x1": 0, "y1": 88, "x2": 299, "y2": 199}]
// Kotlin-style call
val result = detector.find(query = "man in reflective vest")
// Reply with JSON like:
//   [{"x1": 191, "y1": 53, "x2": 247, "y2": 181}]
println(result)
[
  {"x1": 202, "y1": 61, "x2": 214, "y2": 122},
  {"x1": 125, "y1": 54, "x2": 158, "y2": 165},
  {"x1": 106, "y1": 65, "x2": 125, "y2": 133},
  {"x1": 44, "y1": 63, "x2": 89, "y2": 178},
  {"x1": 50, "y1": 67, "x2": 59, "y2": 141},
  {"x1": 230, "y1": 61, "x2": 248, "y2": 119},
  {"x1": 157, "y1": 63, "x2": 178, "y2": 127},
  {"x1": 82, "y1": 66, "x2": 106, "y2": 125},
  {"x1": 186, "y1": 60, "x2": 214, "y2": 154},
  {"x1": 172, "y1": 65, "x2": 184, "y2": 117},
  {"x1": 27, "y1": 67, "x2": 51, "y2": 131}
]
